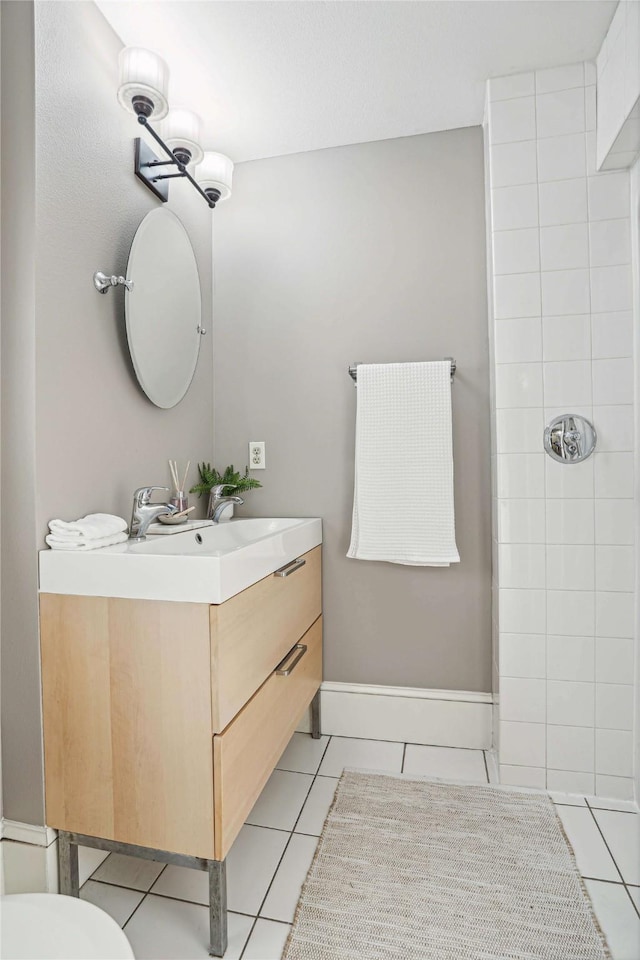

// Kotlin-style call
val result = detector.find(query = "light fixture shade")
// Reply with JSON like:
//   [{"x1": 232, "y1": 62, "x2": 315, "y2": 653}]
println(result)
[
  {"x1": 196, "y1": 152, "x2": 234, "y2": 202},
  {"x1": 117, "y1": 47, "x2": 169, "y2": 120},
  {"x1": 162, "y1": 109, "x2": 204, "y2": 166}
]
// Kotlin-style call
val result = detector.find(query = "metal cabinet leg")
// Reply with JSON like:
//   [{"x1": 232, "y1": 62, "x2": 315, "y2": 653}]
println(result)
[
  {"x1": 208, "y1": 859, "x2": 228, "y2": 957},
  {"x1": 58, "y1": 831, "x2": 79, "y2": 897},
  {"x1": 311, "y1": 689, "x2": 321, "y2": 739}
]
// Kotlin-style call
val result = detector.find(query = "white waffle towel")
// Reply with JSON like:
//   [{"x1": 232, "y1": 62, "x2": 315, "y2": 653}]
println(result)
[
  {"x1": 347, "y1": 361, "x2": 460, "y2": 566},
  {"x1": 45, "y1": 531, "x2": 128, "y2": 551},
  {"x1": 48, "y1": 513, "x2": 127, "y2": 541}
]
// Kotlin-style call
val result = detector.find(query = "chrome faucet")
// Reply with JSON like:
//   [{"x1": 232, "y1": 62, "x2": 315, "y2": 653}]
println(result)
[
  {"x1": 208, "y1": 484, "x2": 244, "y2": 523},
  {"x1": 129, "y1": 486, "x2": 178, "y2": 541}
]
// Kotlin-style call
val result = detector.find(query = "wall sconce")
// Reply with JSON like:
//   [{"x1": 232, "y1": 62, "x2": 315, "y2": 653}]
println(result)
[
  {"x1": 196, "y1": 152, "x2": 234, "y2": 207},
  {"x1": 117, "y1": 46, "x2": 232, "y2": 210},
  {"x1": 117, "y1": 47, "x2": 169, "y2": 121},
  {"x1": 162, "y1": 109, "x2": 204, "y2": 166}
]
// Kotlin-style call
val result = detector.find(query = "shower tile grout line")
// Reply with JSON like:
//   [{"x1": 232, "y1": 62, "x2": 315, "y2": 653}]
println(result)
[
  {"x1": 586, "y1": 161, "x2": 597, "y2": 800},
  {"x1": 532, "y1": 83, "x2": 550, "y2": 786},
  {"x1": 494, "y1": 257, "x2": 632, "y2": 276}
]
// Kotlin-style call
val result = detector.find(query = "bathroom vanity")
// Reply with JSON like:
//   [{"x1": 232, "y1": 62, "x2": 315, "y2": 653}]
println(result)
[{"x1": 39, "y1": 518, "x2": 322, "y2": 956}]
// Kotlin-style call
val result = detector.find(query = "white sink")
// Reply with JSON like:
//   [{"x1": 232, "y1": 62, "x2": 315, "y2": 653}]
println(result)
[{"x1": 39, "y1": 517, "x2": 322, "y2": 604}]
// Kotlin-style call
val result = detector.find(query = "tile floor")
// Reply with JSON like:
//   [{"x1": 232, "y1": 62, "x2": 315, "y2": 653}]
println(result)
[{"x1": 78, "y1": 733, "x2": 640, "y2": 960}]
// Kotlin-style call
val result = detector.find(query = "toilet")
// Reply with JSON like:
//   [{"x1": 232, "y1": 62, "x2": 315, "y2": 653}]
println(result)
[{"x1": 0, "y1": 893, "x2": 135, "y2": 959}]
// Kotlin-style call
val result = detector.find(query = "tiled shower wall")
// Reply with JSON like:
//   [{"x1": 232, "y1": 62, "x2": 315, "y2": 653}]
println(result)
[{"x1": 486, "y1": 63, "x2": 636, "y2": 799}]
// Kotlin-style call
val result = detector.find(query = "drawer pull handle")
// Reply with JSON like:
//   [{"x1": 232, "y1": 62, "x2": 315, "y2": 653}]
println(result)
[
  {"x1": 276, "y1": 643, "x2": 308, "y2": 676},
  {"x1": 274, "y1": 557, "x2": 306, "y2": 578}
]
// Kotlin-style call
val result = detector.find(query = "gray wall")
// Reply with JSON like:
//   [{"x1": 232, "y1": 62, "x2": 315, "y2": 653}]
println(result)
[
  {"x1": 0, "y1": 0, "x2": 3, "y2": 822},
  {"x1": 34, "y1": 0, "x2": 213, "y2": 531},
  {"x1": 213, "y1": 128, "x2": 491, "y2": 692},
  {"x1": 1, "y1": 0, "x2": 41, "y2": 825},
  {"x1": 0, "y1": 0, "x2": 215, "y2": 825}
]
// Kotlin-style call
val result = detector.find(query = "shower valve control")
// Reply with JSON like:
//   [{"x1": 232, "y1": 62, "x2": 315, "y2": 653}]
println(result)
[
  {"x1": 249, "y1": 441, "x2": 266, "y2": 469},
  {"x1": 543, "y1": 414, "x2": 596, "y2": 464}
]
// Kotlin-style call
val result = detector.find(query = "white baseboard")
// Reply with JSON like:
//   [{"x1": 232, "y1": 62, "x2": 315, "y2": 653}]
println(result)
[
  {"x1": 0, "y1": 818, "x2": 59, "y2": 895},
  {"x1": 0, "y1": 818, "x2": 57, "y2": 847},
  {"x1": 298, "y1": 682, "x2": 492, "y2": 749},
  {"x1": 0, "y1": 838, "x2": 58, "y2": 896}
]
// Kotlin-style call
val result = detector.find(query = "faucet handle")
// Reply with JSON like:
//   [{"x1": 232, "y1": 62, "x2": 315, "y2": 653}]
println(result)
[
  {"x1": 134, "y1": 485, "x2": 169, "y2": 506},
  {"x1": 211, "y1": 483, "x2": 238, "y2": 498}
]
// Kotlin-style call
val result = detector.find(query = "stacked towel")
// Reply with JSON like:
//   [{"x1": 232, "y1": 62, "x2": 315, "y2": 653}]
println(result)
[
  {"x1": 347, "y1": 361, "x2": 460, "y2": 566},
  {"x1": 46, "y1": 513, "x2": 128, "y2": 551}
]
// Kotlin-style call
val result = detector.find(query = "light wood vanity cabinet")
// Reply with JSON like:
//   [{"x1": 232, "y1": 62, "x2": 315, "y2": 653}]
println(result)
[{"x1": 40, "y1": 545, "x2": 322, "y2": 885}]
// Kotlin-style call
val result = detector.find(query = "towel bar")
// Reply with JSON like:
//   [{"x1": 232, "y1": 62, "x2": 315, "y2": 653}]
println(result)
[{"x1": 348, "y1": 358, "x2": 456, "y2": 384}]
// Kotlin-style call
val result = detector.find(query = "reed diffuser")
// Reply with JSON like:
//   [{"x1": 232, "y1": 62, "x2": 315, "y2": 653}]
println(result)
[{"x1": 169, "y1": 459, "x2": 190, "y2": 513}]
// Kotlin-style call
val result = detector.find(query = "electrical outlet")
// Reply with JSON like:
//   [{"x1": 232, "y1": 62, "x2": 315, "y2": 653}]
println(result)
[{"x1": 249, "y1": 441, "x2": 266, "y2": 470}]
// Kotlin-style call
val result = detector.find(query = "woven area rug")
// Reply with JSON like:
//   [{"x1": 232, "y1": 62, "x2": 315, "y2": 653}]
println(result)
[{"x1": 283, "y1": 770, "x2": 611, "y2": 960}]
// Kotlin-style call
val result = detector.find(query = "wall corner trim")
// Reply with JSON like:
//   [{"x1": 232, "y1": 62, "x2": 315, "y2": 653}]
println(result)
[{"x1": 299, "y1": 682, "x2": 493, "y2": 749}]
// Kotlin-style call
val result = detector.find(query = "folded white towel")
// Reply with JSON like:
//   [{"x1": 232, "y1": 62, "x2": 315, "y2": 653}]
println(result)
[
  {"x1": 48, "y1": 513, "x2": 127, "y2": 541},
  {"x1": 347, "y1": 361, "x2": 460, "y2": 566},
  {"x1": 45, "y1": 531, "x2": 128, "y2": 551}
]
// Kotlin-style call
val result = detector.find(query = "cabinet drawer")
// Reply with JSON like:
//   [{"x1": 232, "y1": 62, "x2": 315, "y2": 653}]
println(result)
[
  {"x1": 213, "y1": 616, "x2": 322, "y2": 860},
  {"x1": 210, "y1": 546, "x2": 321, "y2": 732}
]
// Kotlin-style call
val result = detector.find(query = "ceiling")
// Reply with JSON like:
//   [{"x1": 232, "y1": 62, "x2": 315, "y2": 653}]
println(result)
[{"x1": 97, "y1": 0, "x2": 615, "y2": 163}]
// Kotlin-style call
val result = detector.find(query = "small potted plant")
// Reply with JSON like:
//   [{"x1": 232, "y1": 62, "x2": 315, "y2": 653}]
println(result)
[{"x1": 190, "y1": 463, "x2": 262, "y2": 520}]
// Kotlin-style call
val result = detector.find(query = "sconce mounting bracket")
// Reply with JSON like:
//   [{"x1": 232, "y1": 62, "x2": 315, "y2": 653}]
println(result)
[
  {"x1": 134, "y1": 137, "x2": 169, "y2": 204},
  {"x1": 132, "y1": 114, "x2": 216, "y2": 208}
]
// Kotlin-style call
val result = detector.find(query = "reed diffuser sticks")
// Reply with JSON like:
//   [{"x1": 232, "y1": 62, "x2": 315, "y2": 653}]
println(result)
[{"x1": 169, "y1": 459, "x2": 190, "y2": 494}]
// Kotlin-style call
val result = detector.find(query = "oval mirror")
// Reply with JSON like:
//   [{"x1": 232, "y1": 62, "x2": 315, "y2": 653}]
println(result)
[{"x1": 125, "y1": 208, "x2": 202, "y2": 409}]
